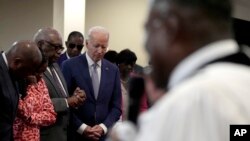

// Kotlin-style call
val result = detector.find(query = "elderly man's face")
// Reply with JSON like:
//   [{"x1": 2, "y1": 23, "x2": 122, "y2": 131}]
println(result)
[
  {"x1": 43, "y1": 33, "x2": 63, "y2": 64},
  {"x1": 86, "y1": 33, "x2": 108, "y2": 62}
]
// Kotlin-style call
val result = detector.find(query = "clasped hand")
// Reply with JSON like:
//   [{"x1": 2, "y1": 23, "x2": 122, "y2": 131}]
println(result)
[
  {"x1": 67, "y1": 87, "x2": 86, "y2": 108},
  {"x1": 83, "y1": 125, "x2": 104, "y2": 141}
]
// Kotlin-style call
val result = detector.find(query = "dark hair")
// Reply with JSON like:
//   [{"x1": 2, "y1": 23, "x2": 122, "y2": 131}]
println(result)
[
  {"x1": 155, "y1": 0, "x2": 232, "y2": 22},
  {"x1": 104, "y1": 50, "x2": 118, "y2": 63},
  {"x1": 116, "y1": 49, "x2": 137, "y2": 65},
  {"x1": 67, "y1": 31, "x2": 84, "y2": 41}
]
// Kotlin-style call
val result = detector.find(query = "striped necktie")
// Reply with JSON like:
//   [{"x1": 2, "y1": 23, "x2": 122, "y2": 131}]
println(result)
[{"x1": 49, "y1": 65, "x2": 67, "y2": 97}]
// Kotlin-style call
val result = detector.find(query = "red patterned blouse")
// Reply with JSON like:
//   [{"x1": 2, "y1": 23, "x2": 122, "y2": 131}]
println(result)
[{"x1": 13, "y1": 79, "x2": 56, "y2": 141}]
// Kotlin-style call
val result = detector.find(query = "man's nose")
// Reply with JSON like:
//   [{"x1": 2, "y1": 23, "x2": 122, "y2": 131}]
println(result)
[{"x1": 97, "y1": 47, "x2": 103, "y2": 53}]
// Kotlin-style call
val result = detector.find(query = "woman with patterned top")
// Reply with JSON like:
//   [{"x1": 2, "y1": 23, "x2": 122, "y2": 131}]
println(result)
[{"x1": 13, "y1": 53, "x2": 56, "y2": 141}]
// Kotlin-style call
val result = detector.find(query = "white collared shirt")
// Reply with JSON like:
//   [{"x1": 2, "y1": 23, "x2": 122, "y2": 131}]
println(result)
[
  {"x1": 2, "y1": 52, "x2": 8, "y2": 68},
  {"x1": 66, "y1": 52, "x2": 70, "y2": 59},
  {"x1": 86, "y1": 52, "x2": 102, "y2": 82},
  {"x1": 136, "y1": 39, "x2": 250, "y2": 141},
  {"x1": 168, "y1": 39, "x2": 238, "y2": 89}
]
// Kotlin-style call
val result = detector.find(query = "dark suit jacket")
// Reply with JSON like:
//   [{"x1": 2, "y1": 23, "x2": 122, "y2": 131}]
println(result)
[
  {"x1": 57, "y1": 52, "x2": 68, "y2": 68},
  {"x1": 40, "y1": 63, "x2": 69, "y2": 141},
  {"x1": 62, "y1": 53, "x2": 122, "y2": 141},
  {"x1": 0, "y1": 53, "x2": 19, "y2": 141}
]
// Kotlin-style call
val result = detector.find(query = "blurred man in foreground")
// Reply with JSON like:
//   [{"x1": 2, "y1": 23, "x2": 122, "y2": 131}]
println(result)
[{"x1": 136, "y1": 0, "x2": 250, "y2": 141}]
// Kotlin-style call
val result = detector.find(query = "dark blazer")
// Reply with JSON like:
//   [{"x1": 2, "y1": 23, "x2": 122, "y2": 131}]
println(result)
[
  {"x1": 40, "y1": 63, "x2": 69, "y2": 141},
  {"x1": 62, "y1": 53, "x2": 122, "y2": 141},
  {"x1": 0, "y1": 53, "x2": 19, "y2": 141},
  {"x1": 57, "y1": 52, "x2": 68, "y2": 68}
]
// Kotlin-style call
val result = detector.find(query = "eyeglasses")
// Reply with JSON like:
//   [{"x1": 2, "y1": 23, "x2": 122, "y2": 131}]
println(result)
[
  {"x1": 68, "y1": 43, "x2": 84, "y2": 50},
  {"x1": 44, "y1": 40, "x2": 64, "y2": 52}
]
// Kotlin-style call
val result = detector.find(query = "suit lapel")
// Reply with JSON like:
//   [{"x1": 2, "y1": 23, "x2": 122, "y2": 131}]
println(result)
[
  {"x1": 98, "y1": 60, "x2": 109, "y2": 100},
  {"x1": 52, "y1": 63, "x2": 69, "y2": 96},
  {"x1": 43, "y1": 69, "x2": 64, "y2": 97}
]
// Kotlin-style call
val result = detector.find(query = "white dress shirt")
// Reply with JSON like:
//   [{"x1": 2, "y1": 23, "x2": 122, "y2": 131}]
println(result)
[
  {"x1": 86, "y1": 52, "x2": 101, "y2": 82},
  {"x1": 2, "y1": 52, "x2": 8, "y2": 68},
  {"x1": 77, "y1": 52, "x2": 108, "y2": 135},
  {"x1": 135, "y1": 39, "x2": 250, "y2": 141}
]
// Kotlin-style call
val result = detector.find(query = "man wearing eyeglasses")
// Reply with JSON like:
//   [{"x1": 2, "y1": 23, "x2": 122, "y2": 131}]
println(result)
[
  {"x1": 33, "y1": 28, "x2": 86, "y2": 141},
  {"x1": 57, "y1": 31, "x2": 84, "y2": 67}
]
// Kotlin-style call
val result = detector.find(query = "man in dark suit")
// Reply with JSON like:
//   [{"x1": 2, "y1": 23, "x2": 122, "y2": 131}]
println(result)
[
  {"x1": 62, "y1": 26, "x2": 122, "y2": 141},
  {"x1": 57, "y1": 31, "x2": 84, "y2": 67},
  {"x1": 33, "y1": 28, "x2": 86, "y2": 141},
  {"x1": 0, "y1": 40, "x2": 42, "y2": 141}
]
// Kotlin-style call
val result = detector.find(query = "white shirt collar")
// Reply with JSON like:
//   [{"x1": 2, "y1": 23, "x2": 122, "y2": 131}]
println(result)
[
  {"x1": 66, "y1": 52, "x2": 70, "y2": 59},
  {"x1": 86, "y1": 52, "x2": 102, "y2": 68},
  {"x1": 168, "y1": 39, "x2": 239, "y2": 89},
  {"x1": 2, "y1": 52, "x2": 8, "y2": 68}
]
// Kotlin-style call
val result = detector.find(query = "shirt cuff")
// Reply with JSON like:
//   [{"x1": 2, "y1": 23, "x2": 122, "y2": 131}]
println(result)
[
  {"x1": 99, "y1": 123, "x2": 108, "y2": 134},
  {"x1": 65, "y1": 99, "x2": 69, "y2": 108},
  {"x1": 77, "y1": 123, "x2": 87, "y2": 135}
]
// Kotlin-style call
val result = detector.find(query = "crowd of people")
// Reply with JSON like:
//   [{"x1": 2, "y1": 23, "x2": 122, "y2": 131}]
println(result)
[{"x1": 1, "y1": 0, "x2": 250, "y2": 141}]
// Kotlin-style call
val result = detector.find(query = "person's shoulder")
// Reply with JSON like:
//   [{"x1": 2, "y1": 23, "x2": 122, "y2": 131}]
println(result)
[
  {"x1": 58, "y1": 52, "x2": 67, "y2": 61},
  {"x1": 102, "y1": 58, "x2": 118, "y2": 70},
  {"x1": 167, "y1": 62, "x2": 250, "y2": 104},
  {"x1": 63, "y1": 54, "x2": 85, "y2": 66},
  {"x1": 59, "y1": 52, "x2": 66, "y2": 57}
]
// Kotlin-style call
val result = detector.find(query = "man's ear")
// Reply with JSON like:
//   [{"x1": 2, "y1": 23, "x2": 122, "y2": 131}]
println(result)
[
  {"x1": 86, "y1": 40, "x2": 89, "y2": 45},
  {"x1": 85, "y1": 40, "x2": 89, "y2": 48},
  {"x1": 12, "y1": 58, "x2": 22, "y2": 69},
  {"x1": 37, "y1": 41, "x2": 47, "y2": 52},
  {"x1": 37, "y1": 40, "x2": 44, "y2": 48}
]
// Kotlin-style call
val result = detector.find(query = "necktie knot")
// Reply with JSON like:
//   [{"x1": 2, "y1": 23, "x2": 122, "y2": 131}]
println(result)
[{"x1": 92, "y1": 63, "x2": 98, "y2": 70}]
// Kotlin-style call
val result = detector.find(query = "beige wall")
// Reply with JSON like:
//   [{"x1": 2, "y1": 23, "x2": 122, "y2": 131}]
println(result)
[
  {"x1": 85, "y1": 0, "x2": 149, "y2": 66},
  {"x1": 233, "y1": 0, "x2": 250, "y2": 21},
  {"x1": 0, "y1": 0, "x2": 53, "y2": 51},
  {"x1": 1, "y1": 0, "x2": 250, "y2": 65}
]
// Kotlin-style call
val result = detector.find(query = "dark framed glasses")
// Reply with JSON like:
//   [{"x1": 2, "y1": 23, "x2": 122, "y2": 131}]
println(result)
[
  {"x1": 68, "y1": 43, "x2": 84, "y2": 50},
  {"x1": 44, "y1": 40, "x2": 64, "y2": 52}
]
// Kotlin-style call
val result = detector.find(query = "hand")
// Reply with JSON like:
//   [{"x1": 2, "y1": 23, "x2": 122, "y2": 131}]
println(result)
[
  {"x1": 67, "y1": 96, "x2": 78, "y2": 108},
  {"x1": 67, "y1": 87, "x2": 86, "y2": 108},
  {"x1": 83, "y1": 126, "x2": 101, "y2": 141},
  {"x1": 73, "y1": 87, "x2": 86, "y2": 104},
  {"x1": 91, "y1": 125, "x2": 104, "y2": 136}
]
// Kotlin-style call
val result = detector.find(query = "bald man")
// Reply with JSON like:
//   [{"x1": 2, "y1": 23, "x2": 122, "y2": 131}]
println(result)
[
  {"x1": 0, "y1": 40, "x2": 42, "y2": 141},
  {"x1": 62, "y1": 26, "x2": 122, "y2": 141},
  {"x1": 33, "y1": 27, "x2": 86, "y2": 141}
]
